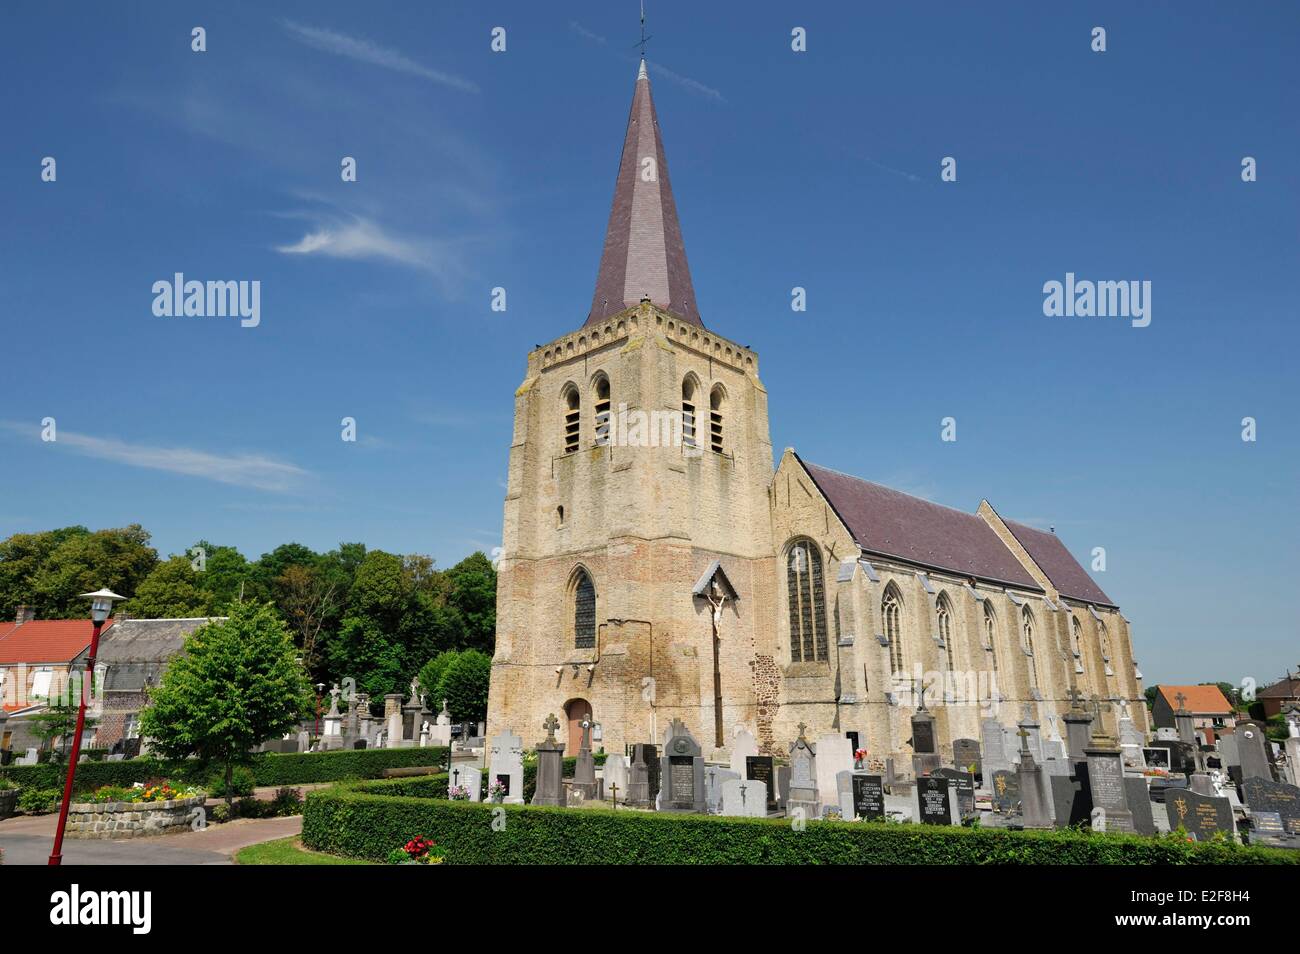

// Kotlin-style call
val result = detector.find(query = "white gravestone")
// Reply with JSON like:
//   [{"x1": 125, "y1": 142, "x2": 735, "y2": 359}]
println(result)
[
  {"x1": 815, "y1": 734, "x2": 854, "y2": 813},
  {"x1": 729, "y1": 727, "x2": 759, "y2": 778},
  {"x1": 488, "y1": 730, "x2": 525, "y2": 804},
  {"x1": 721, "y1": 777, "x2": 768, "y2": 818},
  {"x1": 448, "y1": 762, "x2": 481, "y2": 802},
  {"x1": 602, "y1": 753, "x2": 629, "y2": 803}
]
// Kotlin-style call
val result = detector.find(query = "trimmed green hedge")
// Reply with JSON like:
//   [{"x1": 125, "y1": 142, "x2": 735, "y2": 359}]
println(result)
[
  {"x1": 0, "y1": 746, "x2": 448, "y2": 793},
  {"x1": 302, "y1": 785, "x2": 1299, "y2": 865}
]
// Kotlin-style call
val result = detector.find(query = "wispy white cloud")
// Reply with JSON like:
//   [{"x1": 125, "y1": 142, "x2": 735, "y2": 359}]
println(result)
[
  {"x1": 281, "y1": 20, "x2": 479, "y2": 93},
  {"x1": 570, "y1": 22, "x2": 607, "y2": 45},
  {"x1": 646, "y1": 62, "x2": 725, "y2": 104},
  {"x1": 1, "y1": 423, "x2": 309, "y2": 493},
  {"x1": 276, "y1": 215, "x2": 472, "y2": 287}
]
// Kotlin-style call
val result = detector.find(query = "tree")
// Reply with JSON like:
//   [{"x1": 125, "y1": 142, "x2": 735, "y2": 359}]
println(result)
[
  {"x1": 128, "y1": 556, "x2": 213, "y2": 618},
  {"x1": 193, "y1": 541, "x2": 266, "y2": 613},
  {"x1": 418, "y1": 650, "x2": 459, "y2": 711},
  {"x1": 28, "y1": 672, "x2": 96, "y2": 792},
  {"x1": 139, "y1": 602, "x2": 311, "y2": 811},
  {"x1": 444, "y1": 552, "x2": 497, "y2": 652},
  {"x1": 1144, "y1": 685, "x2": 1159, "y2": 709},
  {"x1": 30, "y1": 525, "x2": 158, "y2": 617},
  {"x1": 276, "y1": 564, "x2": 339, "y2": 671},
  {"x1": 0, "y1": 526, "x2": 89, "y2": 618},
  {"x1": 425, "y1": 649, "x2": 491, "y2": 724}
]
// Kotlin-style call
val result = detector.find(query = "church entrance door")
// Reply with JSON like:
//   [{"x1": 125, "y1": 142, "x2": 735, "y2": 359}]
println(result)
[{"x1": 564, "y1": 698, "x2": 592, "y2": 754}]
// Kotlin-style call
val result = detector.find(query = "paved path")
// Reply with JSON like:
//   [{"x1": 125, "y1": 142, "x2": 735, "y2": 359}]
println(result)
[{"x1": 0, "y1": 812, "x2": 302, "y2": 865}]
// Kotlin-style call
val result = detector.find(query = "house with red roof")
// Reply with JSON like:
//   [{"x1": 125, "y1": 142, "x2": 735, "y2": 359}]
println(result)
[{"x1": 1151, "y1": 684, "x2": 1236, "y2": 742}]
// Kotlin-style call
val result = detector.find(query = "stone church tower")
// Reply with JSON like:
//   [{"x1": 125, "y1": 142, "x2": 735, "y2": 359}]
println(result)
[
  {"x1": 487, "y1": 61, "x2": 1148, "y2": 763},
  {"x1": 488, "y1": 61, "x2": 776, "y2": 756}
]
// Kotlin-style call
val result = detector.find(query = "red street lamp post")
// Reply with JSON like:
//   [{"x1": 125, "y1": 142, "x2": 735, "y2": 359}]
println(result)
[{"x1": 48, "y1": 588, "x2": 124, "y2": 865}]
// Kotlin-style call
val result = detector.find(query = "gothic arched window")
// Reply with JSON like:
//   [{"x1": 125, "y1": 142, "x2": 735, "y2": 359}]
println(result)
[
  {"x1": 1022, "y1": 604, "x2": 1039, "y2": 690},
  {"x1": 786, "y1": 539, "x2": 827, "y2": 663},
  {"x1": 1071, "y1": 616, "x2": 1083, "y2": 657},
  {"x1": 883, "y1": 584, "x2": 904, "y2": 675},
  {"x1": 1097, "y1": 620, "x2": 1111, "y2": 661},
  {"x1": 937, "y1": 593, "x2": 954, "y2": 671},
  {"x1": 572, "y1": 568, "x2": 596, "y2": 649},
  {"x1": 983, "y1": 601, "x2": 999, "y2": 675},
  {"x1": 709, "y1": 385, "x2": 725, "y2": 454},
  {"x1": 681, "y1": 377, "x2": 697, "y2": 449}
]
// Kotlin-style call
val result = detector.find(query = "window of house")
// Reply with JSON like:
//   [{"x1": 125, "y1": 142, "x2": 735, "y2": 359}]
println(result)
[
  {"x1": 30, "y1": 668, "x2": 53, "y2": 700},
  {"x1": 125, "y1": 712, "x2": 140, "y2": 740},
  {"x1": 786, "y1": 539, "x2": 828, "y2": 663}
]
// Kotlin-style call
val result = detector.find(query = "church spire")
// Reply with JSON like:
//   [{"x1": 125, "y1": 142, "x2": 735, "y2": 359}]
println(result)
[{"x1": 587, "y1": 58, "x2": 702, "y2": 328}]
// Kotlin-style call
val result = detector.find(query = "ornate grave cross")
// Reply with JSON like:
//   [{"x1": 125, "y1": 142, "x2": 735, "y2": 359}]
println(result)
[
  {"x1": 1088, "y1": 694, "x2": 1113, "y2": 721},
  {"x1": 1175, "y1": 691, "x2": 1189, "y2": 713},
  {"x1": 609, "y1": 782, "x2": 619, "y2": 808},
  {"x1": 1015, "y1": 725, "x2": 1031, "y2": 756},
  {"x1": 796, "y1": 721, "x2": 809, "y2": 742},
  {"x1": 542, "y1": 712, "x2": 560, "y2": 744},
  {"x1": 1066, "y1": 687, "x2": 1085, "y2": 711},
  {"x1": 580, "y1": 716, "x2": 593, "y2": 750}
]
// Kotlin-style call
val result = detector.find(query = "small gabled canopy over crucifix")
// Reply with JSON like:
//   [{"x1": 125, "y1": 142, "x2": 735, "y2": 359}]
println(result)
[{"x1": 692, "y1": 561, "x2": 739, "y2": 614}]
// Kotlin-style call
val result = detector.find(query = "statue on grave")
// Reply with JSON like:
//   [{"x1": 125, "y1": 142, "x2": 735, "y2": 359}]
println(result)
[{"x1": 409, "y1": 676, "x2": 422, "y2": 707}]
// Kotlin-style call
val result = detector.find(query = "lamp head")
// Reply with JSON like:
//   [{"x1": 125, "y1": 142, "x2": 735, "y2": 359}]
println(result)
[{"x1": 81, "y1": 588, "x2": 125, "y2": 623}]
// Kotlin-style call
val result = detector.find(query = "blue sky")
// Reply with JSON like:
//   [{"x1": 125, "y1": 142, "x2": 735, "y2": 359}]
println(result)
[{"x1": 1, "y1": 3, "x2": 1296, "y2": 687}]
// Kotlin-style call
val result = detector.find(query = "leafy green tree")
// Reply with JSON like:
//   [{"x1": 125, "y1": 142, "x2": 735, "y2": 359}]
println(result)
[
  {"x1": 30, "y1": 525, "x2": 158, "y2": 617},
  {"x1": 1144, "y1": 685, "x2": 1159, "y2": 709},
  {"x1": 140, "y1": 602, "x2": 311, "y2": 810},
  {"x1": 418, "y1": 650, "x2": 459, "y2": 710},
  {"x1": 192, "y1": 541, "x2": 266, "y2": 613},
  {"x1": 444, "y1": 552, "x2": 497, "y2": 652},
  {"x1": 428, "y1": 649, "x2": 492, "y2": 723},
  {"x1": 0, "y1": 526, "x2": 89, "y2": 618},
  {"x1": 128, "y1": 555, "x2": 213, "y2": 618}
]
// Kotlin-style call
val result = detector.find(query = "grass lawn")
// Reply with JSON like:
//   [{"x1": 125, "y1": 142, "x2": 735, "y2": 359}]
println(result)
[{"x1": 235, "y1": 837, "x2": 375, "y2": 866}]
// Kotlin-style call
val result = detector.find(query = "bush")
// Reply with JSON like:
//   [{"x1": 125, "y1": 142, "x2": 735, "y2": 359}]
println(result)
[
  {"x1": 206, "y1": 766, "x2": 256, "y2": 799},
  {"x1": 17, "y1": 787, "x2": 61, "y2": 815},
  {"x1": 0, "y1": 745, "x2": 449, "y2": 793},
  {"x1": 302, "y1": 785, "x2": 1300, "y2": 866},
  {"x1": 271, "y1": 787, "x2": 304, "y2": 816}
]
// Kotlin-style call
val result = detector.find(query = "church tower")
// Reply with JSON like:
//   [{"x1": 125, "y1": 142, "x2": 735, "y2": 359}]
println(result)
[{"x1": 487, "y1": 61, "x2": 776, "y2": 756}]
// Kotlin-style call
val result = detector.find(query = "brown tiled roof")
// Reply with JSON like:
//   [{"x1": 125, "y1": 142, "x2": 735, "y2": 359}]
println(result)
[
  {"x1": 0, "y1": 618, "x2": 114, "y2": 666},
  {"x1": 587, "y1": 60, "x2": 701, "y2": 328},
  {"x1": 1257, "y1": 676, "x2": 1300, "y2": 699},
  {"x1": 1002, "y1": 519, "x2": 1115, "y2": 607},
  {"x1": 798, "y1": 457, "x2": 1040, "y2": 589},
  {"x1": 1157, "y1": 684, "x2": 1232, "y2": 715}
]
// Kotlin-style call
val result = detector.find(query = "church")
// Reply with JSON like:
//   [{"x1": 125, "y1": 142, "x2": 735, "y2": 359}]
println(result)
[{"x1": 485, "y1": 60, "x2": 1149, "y2": 764}]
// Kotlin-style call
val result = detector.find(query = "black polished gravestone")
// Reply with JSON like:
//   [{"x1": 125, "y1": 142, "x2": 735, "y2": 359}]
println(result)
[
  {"x1": 1165, "y1": 789, "x2": 1234, "y2": 842},
  {"x1": 852, "y1": 773, "x2": 885, "y2": 821},
  {"x1": 746, "y1": 755, "x2": 777, "y2": 811},
  {"x1": 1241, "y1": 776, "x2": 1300, "y2": 836},
  {"x1": 991, "y1": 770, "x2": 1021, "y2": 813},
  {"x1": 936, "y1": 768, "x2": 976, "y2": 818},
  {"x1": 916, "y1": 776, "x2": 956, "y2": 825},
  {"x1": 1142, "y1": 746, "x2": 1172, "y2": 771},
  {"x1": 642, "y1": 744, "x2": 660, "y2": 802}
]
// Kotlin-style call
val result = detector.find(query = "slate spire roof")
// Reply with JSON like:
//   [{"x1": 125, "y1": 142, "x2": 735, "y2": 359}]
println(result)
[{"x1": 587, "y1": 59, "x2": 701, "y2": 328}]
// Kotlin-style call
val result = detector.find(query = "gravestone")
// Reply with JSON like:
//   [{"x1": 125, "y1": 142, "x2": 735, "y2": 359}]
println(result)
[
  {"x1": 1086, "y1": 743, "x2": 1135, "y2": 833},
  {"x1": 1050, "y1": 773, "x2": 1093, "y2": 828},
  {"x1": 488, "y1": 730, "x2": 525, "y2": 804},
  {"x1": 1241, "y1": 777, "x2": 1300, "y2": 836},
  {"x1": 1237, "y1": 722, "x2": 1273, "y2": 782},
  {"x1": 602, "y1": 753, "x2": 629, "y2": 805},
  {"x1": 626, "y1": 743, "x2": 652, "y2": 807},
  {"x1": 729, "y1": 727, "x2": 758, "y2": 778},
  {"x1": 531, "y1": 713, "x2": 566, "y2": 807},
  {"x1": 1166, "y1": 789, "x2": 1235, "y2": 842},
  {"x1": 1017, "y1": 708, "x2": 1044, "y2": 765},
  {"x1": 1125, "y1": 776, "x2": 1156, "y2": 836},
  {"x1": 852, "y1": 773, "x2": 885, "y2": 821},
  {"x1": 776, "y1": 764, "x2": 791, "y2": 809},
  {"x1": 936, "y1": 768, "x2": 975, "y2": 819},
  {"x1": 835, "y1": 770, "x2": 855, "y2": 820},
  {"x1": 1188, "y1": 773, "x2": 1215, "y2": 796},
  {"x1": 1063, "y1": 709, "x2": 1094, "y2": 762},
  {"x1": 1217, "y1": 732, "x2": 1239, "y2": 767},
  {"x1": 746, "y1": 755, "x2": 777, "y2": 812},
  {"x1": 1142, "y1": 746, "x2": 1172, "y2": 772},
  {"x1": 981, "y1": 718, "x2": 1009, "y2": 777},
  {"x1": 448, "y1": 762, "x2": 481, "y2": 802},
  {"x1": 1248, "y1": 811, "x2": 1292, "y2": 847},
  {"x1": 642, "y1": 743, "x2": 661, "y2": 802},
  {"x1": 916, "y1": 775, "x2": 958, "y2": 825},
  {"x1": 721, "y1": 777, "x2": 768, "y2": 818},
  {"x1": 571, "y1": 715, "x2": 598, "y2": 799},
  {"x1": 659, "y1": 719, "x2": 705, "y2": 813},
  {"x1": 990, "y1": 770, "x2": 1020, "y2": 813},
  {"x1": 816, "y1": 733, "x2": 855, "y2": 813},
  {"x1": 787, "y1": 724, "x2": 818, "y2": 819},
  {"x1": 1017, "y1": 733, "x2": 1052, "y2": 830},
  {"x1": 952, "y1": 738, "x2": 982, "y2": 780},
  {"x1": 704, "y1": 765, "x2": 740, "y2": 814},
  {"x1": 911, "y1": 707, "x2": 940, "y2": 777}
]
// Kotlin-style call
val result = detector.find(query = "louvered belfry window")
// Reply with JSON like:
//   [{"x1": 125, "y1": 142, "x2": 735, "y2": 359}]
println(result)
[
  {"x1": 786, "y1": 539, "x2": 827, "y2": 662},
  {"x1": 563, "y1": 387, "x2": 580, "y2": 454},
  {"x1": 594, "y1": 377, "x2": 611, "y2": 446}
]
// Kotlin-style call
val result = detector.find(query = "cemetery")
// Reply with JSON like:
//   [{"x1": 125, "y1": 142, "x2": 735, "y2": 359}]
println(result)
[{"x1": 294, "y1": 697, "x2": 1300, "y2": 865}]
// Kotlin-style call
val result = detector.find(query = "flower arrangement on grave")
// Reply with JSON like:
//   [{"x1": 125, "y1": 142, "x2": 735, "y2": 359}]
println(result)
[
  {"x1": 488, "y1": 780, "x2": 507, "y2": 803},
  {"x1": 447, "y1": 784, "x2": 470, "y2": 801},
  {"x1": 387, "y1": 835, "x2": 446, "y2": 865},
  {"x1": 1142, "y1": 768, "x2": 1169, "y2": 778},
  {"x1": 854, "y1": 748, "x2": 869, "y2": 769}
]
